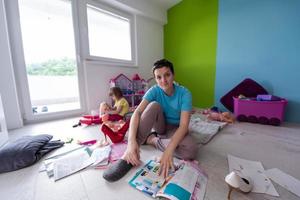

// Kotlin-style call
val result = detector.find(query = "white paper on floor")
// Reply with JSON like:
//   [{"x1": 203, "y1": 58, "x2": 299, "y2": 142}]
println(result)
[
  {"x1": 227, "y1": 154, "x2": 279, "y2": 196},
  {"x1": 53, "y1": 147, "x2": 94, "y2": 181},
  {"x1": 45, "y1": 144, "x2": 84, "y2": 160},
  {"x1": 89, "y1": 145, "x2": 111, "y2": 167},
  {"x1": 41, "y1": 144, "x2": 112, "y2": 180},
  {"x1": 266, "y1": 168, "x2": 300, "y2": 197}
]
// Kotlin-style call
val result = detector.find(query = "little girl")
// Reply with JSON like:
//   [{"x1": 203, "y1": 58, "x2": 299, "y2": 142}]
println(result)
[
  {"x1": 99, "y1": 86, "x2": 129, "y2": 121},
  {"x1": 100, "y1": 87, "x2": 130, "y2": 143},
  {"x1": 77, "y1": 87, "x2": 130, "y2": 143}
]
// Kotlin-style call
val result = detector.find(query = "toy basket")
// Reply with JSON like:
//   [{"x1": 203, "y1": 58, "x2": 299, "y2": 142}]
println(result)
[{"x1": 233, "y1": 97, "x2": 288, "y2": 126}]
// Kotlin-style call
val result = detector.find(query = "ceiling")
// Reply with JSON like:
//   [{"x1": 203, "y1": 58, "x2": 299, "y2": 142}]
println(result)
[{"x1": 150, "y1": 0, "x2": 182, "y2": 10}]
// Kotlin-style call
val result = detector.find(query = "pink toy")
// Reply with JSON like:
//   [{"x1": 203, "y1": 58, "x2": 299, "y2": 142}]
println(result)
[
  {"x1": 109, "y1": 73, "x2": 153, "y2": 107},
  {"x1": 233, "y1": 97, "x2": 288, "y2": 126},
  {"x1": 109, "y1": 74, "x2": 133, "y2": 95},
  {"x1": 78, "y1": 139, "x2": 97, "y2": 145}
]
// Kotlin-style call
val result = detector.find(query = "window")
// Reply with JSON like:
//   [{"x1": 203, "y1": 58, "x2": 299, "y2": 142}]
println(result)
[
  {"x1": 85, "y1": 2, "x2": 136, "y2": 64},
  {"x1": 5, "y1": 0, "x2": 137, "y2": 122},
  {"x1": 18, "y1": 0, "x2": 81, "y2": 115}
]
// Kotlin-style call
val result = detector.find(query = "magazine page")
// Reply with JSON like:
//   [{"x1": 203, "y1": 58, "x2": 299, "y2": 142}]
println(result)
[
  {"x1": 159, "y1": 161, "x2": 208, "y2": 200},
  {"x1": 53, "y1": 147, "x2": 94, "y2": 181},
  {"x1": 128, "y1": 160, "x2": 176, "y2": 198},
  {"x1": 186, "y1": 162, "x2": 208, "y2": 200},
  {"x1": 156, "y1": 163, "x2": 199, "y2": 200},
  {"x1": 191, "y1": 171, "x2": 208, "y2": 199},
  {"x1": 89, "y1": 145, "x2": 111, "y2": 167}
]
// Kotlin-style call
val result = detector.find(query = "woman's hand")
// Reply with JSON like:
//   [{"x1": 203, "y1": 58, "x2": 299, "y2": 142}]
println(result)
[
  {"x1": 158, "y1": 148, "x2": 174, "y2": 178},
  {"x1": 122, "y1": 140, "x2": 141, "y2": 166}
]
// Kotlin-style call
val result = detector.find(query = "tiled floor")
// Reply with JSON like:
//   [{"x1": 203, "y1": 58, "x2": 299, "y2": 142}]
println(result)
[{"x1": 1, "y1": 118, "x2": 300, "y2": 200}]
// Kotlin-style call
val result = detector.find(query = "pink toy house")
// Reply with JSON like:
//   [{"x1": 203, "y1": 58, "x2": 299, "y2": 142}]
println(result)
[{"x1": 110, "y1": 74, "x2": 153, "y2": 107}]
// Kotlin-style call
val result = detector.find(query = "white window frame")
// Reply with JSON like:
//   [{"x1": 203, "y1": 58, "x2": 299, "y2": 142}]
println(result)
[
  {"x1": 4, "y1": 0, "x2": 137, "y2": 123},
  {"x1": 5, "y1": 0, "x2": 87, "y2": 123},
  {"x1": 79, "y1": 0, "x2": 137, "y2": 67},
  {"x1": 0, "y1": 94, "x2": 8, "y2": 147}
]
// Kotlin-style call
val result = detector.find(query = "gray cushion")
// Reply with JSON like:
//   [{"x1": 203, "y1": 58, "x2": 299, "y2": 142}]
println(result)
[{"x1": 0, "y1": 134, "x2": 63, "y2": 173}]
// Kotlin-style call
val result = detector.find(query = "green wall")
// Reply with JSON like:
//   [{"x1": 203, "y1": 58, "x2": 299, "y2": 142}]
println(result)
[{"x1": 164, "y1": 0, "x2": 218, "y2": 107}]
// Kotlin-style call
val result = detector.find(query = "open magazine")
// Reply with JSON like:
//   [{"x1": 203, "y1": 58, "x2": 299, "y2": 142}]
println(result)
[
  {"x1": 128, "y1": 160, "x2": 208, "y2": 200},
  {"x1": 41, "y1": 144, "x2": 111, "y2": 181}
]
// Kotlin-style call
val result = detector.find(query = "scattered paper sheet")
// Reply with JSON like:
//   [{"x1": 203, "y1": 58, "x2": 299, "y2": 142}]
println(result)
[
  {"x1": 42, "y1": 145, "x2": 112, "y2": 180},
  {"x1": 45, "y1": 144, "x2": 84, "y2": 160},
  {"x1": 89, "y1": 145, "x2": 111, "y2": 167},
  {"x1": 53, "y1": 148, "x2": 94, "y2": 181},
  {"x1": 227, "y1": 154, "x2": 279, "y2": 196},
  {"x1": 266, "y1": 168, "x2": 300, "y2": 198}
]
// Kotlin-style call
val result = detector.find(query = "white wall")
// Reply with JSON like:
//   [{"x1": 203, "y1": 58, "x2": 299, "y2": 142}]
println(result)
[
  {"x1": 0, "y1": 0, "x2": 23, "y2": 129},
  {"x1": 84, "y1": 15, "x2": 163, "y2": 111}
]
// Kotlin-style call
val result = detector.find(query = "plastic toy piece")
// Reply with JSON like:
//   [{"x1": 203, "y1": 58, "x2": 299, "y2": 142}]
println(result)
[
  {"x1": 78, "y1": 139, "x2": 97, "y2": 145},
  {"x1": 65, "y1": 137, "x2": 74, "y2": 144},
  {"x1": 256, "y1": 95, "x2": 282, "y2": 101},
  {"x1": 41, "y1": 106, "x2": 48, "y2": 112}
]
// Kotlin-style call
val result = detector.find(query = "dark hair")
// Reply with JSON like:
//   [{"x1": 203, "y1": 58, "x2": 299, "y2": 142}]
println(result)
[
  {"x1": 152, "y1": 59, "x2": 174, "y2": 75},
  {"x1": 109, "y1": 87, "x2": 123, "y2": 99}
]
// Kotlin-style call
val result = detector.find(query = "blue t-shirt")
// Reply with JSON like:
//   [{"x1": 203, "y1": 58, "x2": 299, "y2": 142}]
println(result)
[{"x1": 143, "y1": 83, "x2": 192, "y2": 125}]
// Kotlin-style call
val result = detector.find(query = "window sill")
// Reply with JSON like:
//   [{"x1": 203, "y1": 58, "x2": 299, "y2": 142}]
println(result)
[{"x1": 84, "y1": 57, "x2": 138, "y2": 68}]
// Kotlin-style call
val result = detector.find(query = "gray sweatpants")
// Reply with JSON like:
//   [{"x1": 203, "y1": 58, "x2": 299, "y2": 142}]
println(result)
[{"x1": 136, "y1": 102, "x2": 198, "y2": 160}]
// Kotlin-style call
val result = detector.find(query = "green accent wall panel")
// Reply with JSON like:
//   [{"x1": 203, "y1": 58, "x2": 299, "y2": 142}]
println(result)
[{"x1": 164, "y1": 0, "x2": 218, "y2": 108}]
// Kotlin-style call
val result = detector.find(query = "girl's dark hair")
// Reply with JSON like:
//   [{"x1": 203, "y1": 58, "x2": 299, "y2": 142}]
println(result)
[
  {"x1": 152, "y1": 59, "x2": 174, "y2": 75},
  {"x1": 109, "y1": 87, "x2": 123, "y2": 99}
]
